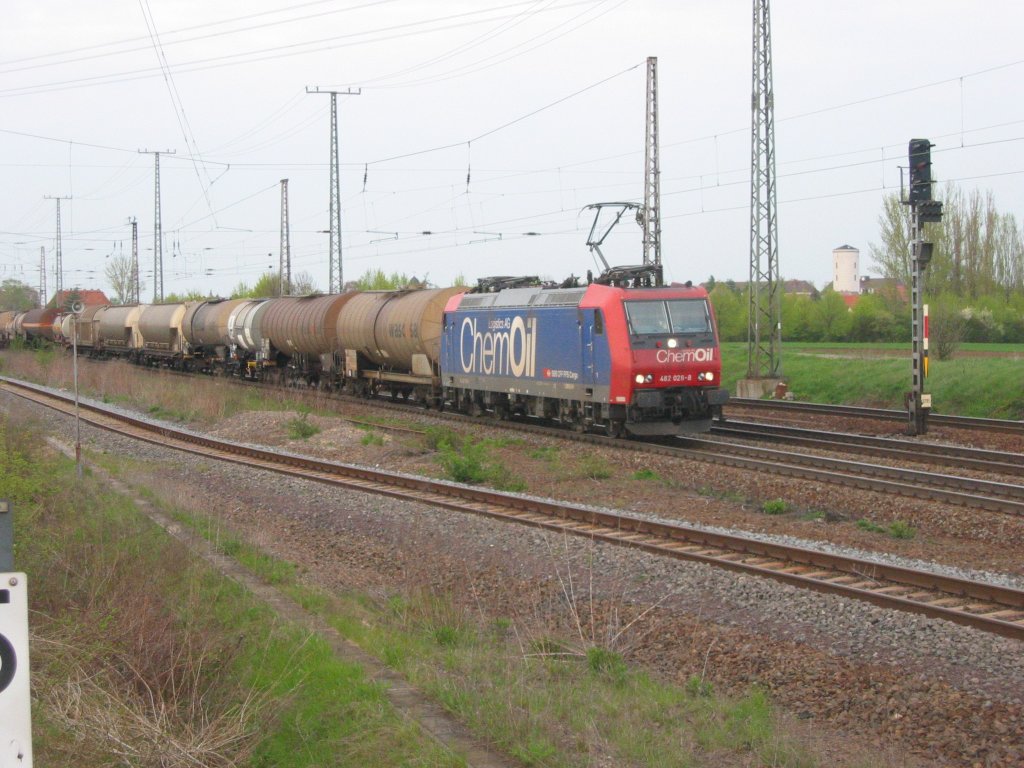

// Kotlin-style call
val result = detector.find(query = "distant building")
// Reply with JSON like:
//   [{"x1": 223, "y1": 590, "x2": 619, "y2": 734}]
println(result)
[
  {"x1": 724, "y1": 280, "x2": 817, "y2": 296},
  {"x1": 51, "y1": 289, "x2": 111, "y2": 308},
  {"x1": 782, "y1": 279, "x2": 817, "y2": 297},
  {"x1": 859, "y1": 276, "x2": 907, "y2": 302},
  {"x1": 832, "y1": 245, "x2": 860, "y2": 293}
]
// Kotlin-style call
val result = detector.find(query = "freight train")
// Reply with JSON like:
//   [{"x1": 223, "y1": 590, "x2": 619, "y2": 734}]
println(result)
[{"x1": 0, "y1": 268, "x2": 728, "y2": 435}]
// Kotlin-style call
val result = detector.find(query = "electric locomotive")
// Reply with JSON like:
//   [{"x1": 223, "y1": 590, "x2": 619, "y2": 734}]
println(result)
[{"x1": 439, "y1": 266, "x2": 727, "y2": 436}]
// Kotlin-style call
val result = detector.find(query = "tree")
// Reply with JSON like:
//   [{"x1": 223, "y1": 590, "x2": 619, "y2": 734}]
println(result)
[
  {"x1": 289, "y1": 271, "x2": 318, "y2": 295},
  {"x1": 781, "y1": 294, "x2": 815, "y2": 341},
  {"x1": 708, "y1": 284, "x2": 745, "y2": 341},
  {"x1": 104, "y1": 253, "x2": 142, "y2": 304},
  {"x1": 811, "y1": 290, "x2": 852, "y2": 341},
  {"x1": 870, "y1": 184, "x2": 1024, "y2": 297},
  {"x1": 0, "y1": 279, "x2": 39, "y2": 311},
  {"x1": 352, "y1": 268, "x2": 423, "y2": 290}
]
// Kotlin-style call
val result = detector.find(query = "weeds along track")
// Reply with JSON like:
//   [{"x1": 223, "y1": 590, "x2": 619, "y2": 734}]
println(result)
[{"x1": 4, "y1": 374, "x2": 1024, "y2": 642}]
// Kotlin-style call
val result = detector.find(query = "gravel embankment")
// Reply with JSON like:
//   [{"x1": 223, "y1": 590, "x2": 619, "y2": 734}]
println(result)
[{"x1": 5, "y1": 385, "x2": 1023, "y2": 767}]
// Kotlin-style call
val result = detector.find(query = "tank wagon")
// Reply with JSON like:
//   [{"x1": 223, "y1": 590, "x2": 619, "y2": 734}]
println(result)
[
  {"x1": 258, "y1": 294, "x2": 357, "y2": 384},
  {"x1": 60, "y1": 305, "x2": 105, "y2": 353},
  {"x1": 336, "y1": 287, "x2": 465, "y2": 401},
  {"x1": 182, "y1": 298, "x2": 251, "y2": 369},
  {"x1": 439, "y1": 279, "x2": 727, "y2": 435},
  {"x1": 19, "y1": 308, "x2": 61, "y2": 344},
  {"x1": 96, "y1": 305, "x2": 142, "y2": 354},
  {"x1": 136, "y1": 303, "x2": 189, "y2": 364}
]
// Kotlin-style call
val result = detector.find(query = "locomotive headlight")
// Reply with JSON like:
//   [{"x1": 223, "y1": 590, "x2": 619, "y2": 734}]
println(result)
[
  {"x1": 645, "y1": 374, "x2": 653, "y2": 383},
  {"x1": 706, "y1": 371, "x2": 714, "y2": 381},
  {"x1": 635, "y1": 374, "x2": 645, "y2": 384},
  {"x1": 667, "y1": 338, "x2": 678, "y2": 349},
  {"x1": 635, "y1": 373, "x2": 654, "y2": 385}
]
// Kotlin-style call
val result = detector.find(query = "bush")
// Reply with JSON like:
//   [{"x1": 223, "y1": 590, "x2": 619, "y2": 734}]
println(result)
[
  {"x1": 286, "y1": 414, "x2": 319, "y2": 440},
  {"x1": 761, "y1": 499, "x2": 788, "y2": 515}
]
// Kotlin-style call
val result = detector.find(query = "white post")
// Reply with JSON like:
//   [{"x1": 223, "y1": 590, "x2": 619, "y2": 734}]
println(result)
[{"x1": 73, "y1": 314, "x2": 81, "y2": 479}]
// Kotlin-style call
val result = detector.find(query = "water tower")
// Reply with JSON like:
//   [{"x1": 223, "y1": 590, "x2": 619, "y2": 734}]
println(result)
[{"x1": 832, "y1": 245, "x2": 860, "y2": 293}]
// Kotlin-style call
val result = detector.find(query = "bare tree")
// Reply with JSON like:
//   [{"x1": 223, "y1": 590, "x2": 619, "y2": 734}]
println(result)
[{"x1": 104, "y1": 253, "x2": 142, "y2": 304}]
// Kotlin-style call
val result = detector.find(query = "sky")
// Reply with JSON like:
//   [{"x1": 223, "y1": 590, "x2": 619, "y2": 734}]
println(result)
[{"x1": 1, "y1": 0, "x2": 1022, "y2": 301}]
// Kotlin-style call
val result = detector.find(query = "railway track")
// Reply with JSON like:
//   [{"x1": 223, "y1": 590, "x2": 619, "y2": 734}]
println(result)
[
  {"x1": 711, "y1": 421, "x2": 1024, "y2": 477},
  {"x1": 658, "y1": 435, "x2": 1024, "y2": 517},
  {"x1": 4, "y1": 374, "x2": 1023, "y2": 642},
  {"x1": 9, "y1": 358, "x2": 1024, "y2": 520},
  {"x1": 727, "y1": 397, "x2": 1024, "y2": 435}
]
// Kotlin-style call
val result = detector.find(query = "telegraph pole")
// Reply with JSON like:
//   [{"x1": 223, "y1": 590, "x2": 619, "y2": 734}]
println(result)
[
  {"x1": 745, "y1": 0, "x2": 782, "y2": 390},
  {"x1": 129, "y1": 217, "x2": 140, "y2": 304},
  {"x1": 905, "y1": 139, "x2": 943, "y2": 435},
  {"x1": 38, "y1": 246, "x2": 46, "y2": 308},
  {"x1": 44, "y1": 195, "x2": 72, "y2": 304},
  {"x1": 641, "y1": 56, "x2": 662, "y2": 282},
  {"x1": 280, "y1": 178, "x2": 291, "y2": 296},
  {"x1": 306, "y1": 86, "x2": 360, "y2": 293},
  {"x1": 139, "y1": 149, "x2": 175, "y2": 302}
]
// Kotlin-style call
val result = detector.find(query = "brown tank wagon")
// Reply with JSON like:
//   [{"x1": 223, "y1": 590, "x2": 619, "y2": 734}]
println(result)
[
  {"x1": 259, "y1": 294, "x2": 358, "y2": 357},
  {"x1": 336, "y1": 287, "x2": 465, "y2": 371},
  {"x1": 19, "y1": 308, "x2": 60, "y2": 343}
]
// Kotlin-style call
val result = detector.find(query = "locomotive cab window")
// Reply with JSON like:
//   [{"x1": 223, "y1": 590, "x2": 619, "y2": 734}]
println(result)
[
  {"x1": 666, "y1": 299, "x2": 711, "y2": 334},
  {"x1": 625, "y1": 299, "x2": 711, "y2": 335}
]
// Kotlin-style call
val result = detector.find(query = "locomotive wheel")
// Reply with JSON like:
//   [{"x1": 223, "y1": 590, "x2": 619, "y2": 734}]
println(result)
[{"x1": 605, "y1": 419, "x2": 625, "y2": 438}]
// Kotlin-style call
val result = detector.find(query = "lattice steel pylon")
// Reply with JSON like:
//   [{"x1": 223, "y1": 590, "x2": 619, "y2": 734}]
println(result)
[
  {"x1": 747, "y1": 0, "x2": 782, "y2": 380},
  {"x1": 279, "y1": 178, "x2": 291, "y2": 296},
  {"x1": 641, "y1": 56, "x2": 661, "y2": 277},
  {"x1": 44, "y1": 195, "x2": 71, "y2": 303},
  {"x1": 39, "y1": 246, "x2": 46, "y2": 308},
  {"x1": 130, "y1": 217, "x2": 140, "y2": 305},
  {"x1": 306, "y1": 87, "x2": 360, "y2": 293},
  {"x1": 139, "y1": 149, "x2": 174, "y2": 303}
]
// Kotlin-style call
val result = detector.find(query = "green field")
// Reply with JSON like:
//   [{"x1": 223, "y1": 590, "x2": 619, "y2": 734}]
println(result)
[{"x1": 720, "y1": 342, "x2": 1024, "y2": 419}]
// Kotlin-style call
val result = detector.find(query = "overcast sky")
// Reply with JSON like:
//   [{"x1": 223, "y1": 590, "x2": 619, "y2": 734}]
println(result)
[{"x1": 2, "y1": 0, "x2": 1022, "y2": 300}]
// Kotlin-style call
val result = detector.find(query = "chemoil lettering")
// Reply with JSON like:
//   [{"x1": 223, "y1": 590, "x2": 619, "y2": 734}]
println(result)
[
  {"x1": 459, "y1": 315, "x2": 536, "y2": 377},
  {"x1": 656, "y1": 347, "x2": 714, "y2": 364}
]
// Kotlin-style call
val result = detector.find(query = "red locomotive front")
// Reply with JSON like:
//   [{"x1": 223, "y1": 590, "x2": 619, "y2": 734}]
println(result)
[{"x1": 592, "y1": 282, "x2": 728, "y2": 434}]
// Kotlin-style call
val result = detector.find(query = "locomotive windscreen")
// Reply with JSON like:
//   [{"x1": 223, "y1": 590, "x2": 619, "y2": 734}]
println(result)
[{"x1": 624, "y1": 299, "x2": 711, "y2": 335}]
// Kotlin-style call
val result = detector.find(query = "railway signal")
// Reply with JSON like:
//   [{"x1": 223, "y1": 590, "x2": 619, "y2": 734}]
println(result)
[
  {"x1": 905, "y1": 139, "x2": 943, "y2": 436},
  {"x1": 908, "y1": 138, "x2": 933, "y2": 203}
]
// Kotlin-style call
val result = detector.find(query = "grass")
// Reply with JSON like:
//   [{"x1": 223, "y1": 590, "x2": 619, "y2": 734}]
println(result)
[
  {"x1": 720, "y1": 341, "x2": 1024, "y2": 419},
  {"x1": 79, "y1": 443, "x2": 828, "y2": 767},
  {"x1": 856, "y1": 518, "x2": 917, "y2": 540},
  {"x1": 429, "y1": 430, "x2": 528, "y2": 491},
  {"x1": 761, "y1": 499, "x2": 790, "y2": 515},
  {"x1": 4, "y1": 419, "x2": 459, "y2": 767}
]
